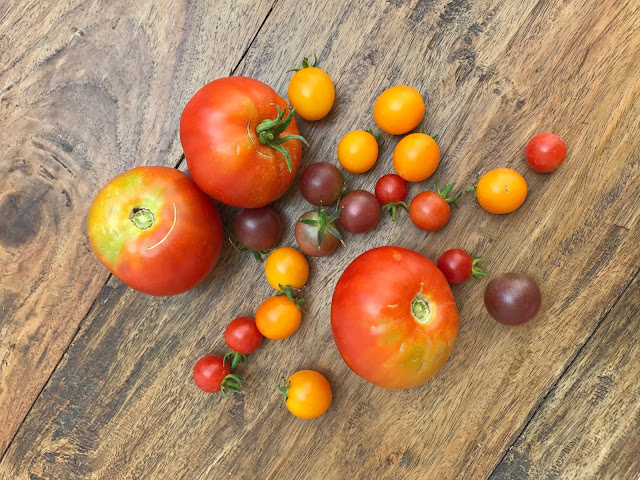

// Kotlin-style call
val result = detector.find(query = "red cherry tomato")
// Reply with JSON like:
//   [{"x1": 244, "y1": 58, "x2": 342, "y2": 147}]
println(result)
[
  {"x1": 375, "y1": 174, "x2": 409, "y2": 221},
  {"x1": 192, "y1": 354, "x2": 244, "y2": 396},
  {"x1": 525, "y1": 133, "x2": 567, "y2": 173},
  {"x1": 436, "y1": 249, "x2": 486, "y2": 285},
  {"x1": 225, "y1": 317, "x2": 263, "y2": 354},
  {"x1": 409, "y1": 182, "x2": 462, "y2": 232}
]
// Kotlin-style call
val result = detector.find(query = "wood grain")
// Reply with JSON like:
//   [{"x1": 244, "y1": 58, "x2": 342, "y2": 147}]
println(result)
[
  {"x1": 0, "y1": 0, "x2": 275, "y2": 456},
  {"x1": 491, "y1": 272, "x2": 640, "y2": 480},
  {"x1": 2, "y1": 0, "x2": 640, "y2": 478}
]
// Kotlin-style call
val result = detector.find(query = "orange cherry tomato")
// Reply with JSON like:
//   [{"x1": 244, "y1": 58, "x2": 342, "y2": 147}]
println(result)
[
  {"x1": 393, "y1": 133, "x2": 440, "y2": 182},
  {"x1": 337, "y1": 130, "x2": 380, "y2": 174},
  {"x1": 255, "y1": 295, "x2": 302, "y2": 340},
  {"x1": 288, "y1": 58, "x2": 335, "y2": 121},
  {"x1": 475, "y1": 168, "x2": 528, "y2": 214},
  {"x1": 264, "y1": 247, "x2": 309, "y2": 291},
  {"x1": 374, "y1": 86, "x2": 425, "y2": 135},
  {"x1": 277, "y1": 370, "x2": 332, "y2": 419}
]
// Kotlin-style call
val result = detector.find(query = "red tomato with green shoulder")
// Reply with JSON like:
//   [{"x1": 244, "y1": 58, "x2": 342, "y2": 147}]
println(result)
[
  {"x1": 87, "y1": 166, "x2": 223, "y2": 296},
  {"x1": 180, "y1": 76, "x2": 307, "y2": 207},
  {"x1": 331, "y1": 246, "x2": 459, "y2": 389}
]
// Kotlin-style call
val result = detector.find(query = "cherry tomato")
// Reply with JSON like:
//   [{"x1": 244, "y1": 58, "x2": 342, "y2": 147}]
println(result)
[
  {"x1": 332, "y1": 246, "x2": 458, "y2": 389},
  {"x1": 193, "y1": 354, "x2": 244, "y2": 396},
  {"x1": 338, "y1": 190, "x2": 381, "y2": 233},
  {"x1": 87, "y1": 166, "x2": 223, "y2": 296},
  {"x1": 374, "y1": 86, "x2": 425, "y2": 135},
  {"x1": 180, "y1": 77, "x2": 307, "y2": 207},
  {"x1": 225, "y1": 317, "x2": 263, "y2": 354},
  {"x1": 277, "y1": 370, "x2": 332, "y2": 419},
  {"x1": 295, "y1": 205, "x2": 342, "y2": 257},
  {"x1": 525, "y1": 132, "x2": 567, "y2": 173},
  {"x1": 375, "y1": 174, "x2": 409, "y2": 221},
  {"x1": 409, "y1": 182, "x2": 462, "y2": 231},
  {"x1": 288, "y1": 57, "x2": 335, "y2": 121},
  {"x1": 436, "y1": 249, "x2": 486, "y2": 285},
  {"x1": 255, "y1": 295, "x2": 302, "y2": 340},
  {"x1": 337, "y1": 130, "x2": 381, "y2": 174},
  {"x1": 264, "y1": 247, "x2": 309, "y2": 291},
  {"x1": 393, "y1": 133, "x2": 440, "y2": 182},
  {"x1": 299, "y1": 162, "x2": 345, "y2": 206},
  {"x1": 484, "y1": 273, "x2": 542, "y2": 325},
  {"x1": 231, "y1": 206, "x2": 281, "y2": 258},
  {"x1": 475, "y1": 168, "x2": 527, "y2": 214}
]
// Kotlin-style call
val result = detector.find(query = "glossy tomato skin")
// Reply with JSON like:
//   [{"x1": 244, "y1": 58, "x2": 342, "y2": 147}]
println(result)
[
  {"x1": 337, "y1": 130, "x2": 379, "y2": 174},
  {"x1": 225, "y1": 317, "x2": 263, "y2": 354},
  {"x1": 231, "y1": 206, "x2": 281, "y2": 251},
  {"x1": 87, "y1": 166, "x2": 223, "y2": 296},
  {"x1": 180, "y1": 77, "x2": 302, "y2": 207},
  {"x1": 484, "y1": 273, "x2": 542, "y2": 325},
  {"x1": 288, "y1": 67, "x2": 335, "y2": 121},
  {"x1": 476, "y1": 168, "x2": 527, "y2": 214},
  {"x1": 437, "y1": 249, "x2": 472, "y2": 284},
  {"x1": 255, "y1": 296, "x2": 302, "y2": 340},
  {"x1": 331, "y1": 246, "x2": 458, "y2": 389},
  {"x1": 409, "y1": 191, "x2": 450, "y2": 231},
  {"x1": 299, "y1": 162, "x2": 344, "y2": 206},
  {"x1": 338, "y1": 190, "x2": 381, "y2": 233},
  {"x1": 525, "y1": 133, "x2": 567, "y2": 173},
  {"x1": 393, "y1": 133, "x2": 440, "y2": 182},
  {"x1": 283, "y1": 370, "x2": 332, "y2": 419},
  {"x1": 374, "y1": 86, "x2": 425, "y2": 135},
  {"x1": 193, "y1": 355, "x2": 231, "y2": 393},
  {"x1": 375, "y1": 174, "x2": 408, "y2": 204}
]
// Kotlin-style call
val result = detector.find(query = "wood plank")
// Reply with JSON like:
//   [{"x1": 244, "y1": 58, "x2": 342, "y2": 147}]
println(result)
[
  {"x1": 490, "y1": 272, "x2": 640, "y2": 480},
  {"x1": 2, "y1": 0, "x2": 640, "y2": 478},
  {"x1": 0, "y1": 0, "x2": 274, "y2": 456}
]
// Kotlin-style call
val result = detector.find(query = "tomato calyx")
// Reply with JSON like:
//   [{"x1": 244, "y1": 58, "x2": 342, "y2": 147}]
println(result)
[
  {"x1": 381, "y1": 201, "x2": 409, "y2": 221},
  {"x1": 471, "y1": 257, "x2": 487, "y2": 278},
  {"x1": 411, "y1": 293, "x2": 433, "y2": 324},
  {"x1": 300, "y1": 203, "x2": 344, "y2": 247},
  {"x1": 436, "y1": 180, "x2": 464, "y2": 206},
  {"x1": 256, "y1": 104, "x2": 310, "y2": 173},
  {"x1": 220, "y1": 373, "x2": 246, "y2": 398},
  {"x1": 275, "y1": 377, "x2": 291, "y2": 402},
  {"x1": 288, "y1": 55, "x2": 318, "y2": 72},
  {"x1": 277, "y1": 284, "x2": 306, "y2": 309},
  {"x1": 129, "y1": 207, "x2": 155, "y2": 230},
  {"x1": 418, "y1": 128, "x2": 439, "y2": 142},
  {"x1": 365, "y1": 127, "x2": 385, "y2": 147},
  {"x1": 223, "y1": 349, "x2": 249, "y2": 370},
  {"x1": 465, "y1": 177, "x2": 479, "y2": 197}
]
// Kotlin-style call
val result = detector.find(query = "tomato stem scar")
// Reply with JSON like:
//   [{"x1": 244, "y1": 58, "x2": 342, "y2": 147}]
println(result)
[
  {"x1": 129, "y1": 207, "x2": 155, "y2": 230},
  {"x1": 411, "y1": 294, "x2": 432, "y2": 324}
]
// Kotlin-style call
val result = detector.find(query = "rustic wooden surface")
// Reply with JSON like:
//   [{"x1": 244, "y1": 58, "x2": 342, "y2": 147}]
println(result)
[{"x1": 1, "y1": 0, "x2": 638, "y2": 478}]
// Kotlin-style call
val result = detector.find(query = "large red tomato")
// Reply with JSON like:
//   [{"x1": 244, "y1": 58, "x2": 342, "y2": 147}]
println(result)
[
  {"x1": 331, "y1": 246, "x2": 459, "y2": 389},
  {"x1": 179, "y1": 76, "x2": 305, "y2": 207},
  {"x1": 87, "y1": 166, "x2": 223, "y2": 296}
]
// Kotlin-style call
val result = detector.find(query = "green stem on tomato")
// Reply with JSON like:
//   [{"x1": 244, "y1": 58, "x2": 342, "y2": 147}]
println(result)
[
  {"x1": 436, "y1": 179, "x2": 464, "y2": 206},
  {"x1": 381, "y1": 201, "x2": 409, "y2": 221},
  {"x1": 275, "y1": 377, "x2": 290, "y2": 402},
  {"x1": 220, "y1": 374, "x2": 246, "y2": 398},
  {"x1": 224, "y1": 349, "x2": 249, "y2": 370},
  {"x1": 256, "y1": 104, "x2": 309, "y2": 173},
  {"x1": 471, "y1": 257, "x2": 487, "y2": 278}
]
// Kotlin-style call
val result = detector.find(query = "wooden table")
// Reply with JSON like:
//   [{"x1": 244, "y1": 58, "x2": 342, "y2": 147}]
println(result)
[{"x1": 1, "y1": 1, "x2": 638, "y2": 478}]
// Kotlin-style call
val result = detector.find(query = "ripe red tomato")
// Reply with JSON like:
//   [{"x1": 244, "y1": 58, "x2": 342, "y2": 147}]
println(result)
[
  {"x1": 225, "y1": 317, "x2": 263, "y2": 354},
  {"x1": 331, "y1": 246, "x2": 459, "y2": 389},
  {"x1": 409, "y1": 182, "x2": 462, "y2": 231},
  {"x1": 436, "y1": 249, "x2": 486, "y2": 285},
  {"x1": 180, "y1": 76, "x2": 306, "y2": 207},
  {"x1": 87, "y1": 166, "x2": 223, "y2": 296},
  {"x1": 525, "y1": 133, "x2": 567, "y2": 173},
  {"x1": 193, "y1": 354, "x2": 244, "y2": 396},
  {"x1": 375, "y1": 174, "x2": 409, "y2": 221}
]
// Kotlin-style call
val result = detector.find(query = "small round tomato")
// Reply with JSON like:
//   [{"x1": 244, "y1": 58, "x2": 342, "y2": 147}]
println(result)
[
  {"x1": 337, "y1": 130, "x2": 380, "y2": 174},
  {"x1": 225, "y1": 317, "x2": 263, "y2": 354},
  {"x1": 475, "y1": 168, "x2": 527, "y2": 214},
  {"x1": 231, "y1": 206, "x2": 281, "y2": 255},
  {"x1": 295, "y1": 205, "x2": 342, "y2": 257},
  {"x1": 255, "y1": 296, "x2": 302, "y2": 340},
  {"x1": 393, "y1": 133, "x2": 440, "y2": 182},
  {"x1": 277, "y1": 370, "x2": 332, "y2": 419},
  {"x1": 288, "y1": 57, "x2": 335, "y2": 121},
  {"x1": 193, "y1": 354, "x2": 244, "y2": 396},
  {"x1": 375, "y1": 174, "x2": 408, "y2": 205},
  {"x1": 436, "y1": 249, "x2": 486, "y2": 285},
  {"x1": 338, "y1": 190, "x2": 381, "y2": 233},
  {"x1": 264, "y1": 247, "x2": 309, "y2": 291},
  {"x1": 87, "y1": 166, "x2": 223, "y2": 296},
  {"x1": 374, "y1": 86, "x2": 425, "y2": 135},
  {"x1": 525, "y1": 132, "x2": 567, "y2": 173},
  {"x1": 299, "y1": 162, "x2": 345, "y2": 206},
  {"x1": 484, "y1": 273, "x2": 542, "y2": 325},
  {"x1": 409, "y1": 182, "x2": 462, "y2": 231}
]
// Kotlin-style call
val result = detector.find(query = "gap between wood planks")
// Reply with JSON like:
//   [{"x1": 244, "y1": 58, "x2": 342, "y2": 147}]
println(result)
[
  {"x1": 0, "y1": 0, "x2": 280, "y2": 462},
  {"x1": 488, "y1": 266, "x2": 640, "y2": 478}
]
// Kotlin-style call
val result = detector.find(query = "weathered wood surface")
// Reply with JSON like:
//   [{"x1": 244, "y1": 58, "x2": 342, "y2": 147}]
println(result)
[{"x1": 1, "y1": 0, "x2": 639, "y2": 478}]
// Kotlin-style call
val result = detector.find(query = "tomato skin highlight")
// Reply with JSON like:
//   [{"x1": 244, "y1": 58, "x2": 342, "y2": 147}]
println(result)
[
  {"x1": 281, "y1": 370, "x2": 332, "y2": 419},
  {"x1": 193, "y1": 355, "x2": 231, "y2": 393},
  {"x1": 264, "y1": 247, "x2": 309, "y2": 291},
  {"x1": 87, "y1": 166, "x2": 223, "y2": 296},
  {"x1": 409, "y1": 191, "x2": 451, "y2": 231},
  {"x1": 255, "y1": 296, "x2": 302, "y2": 340},
  {"x1": 331, "y1": 246, "x2": 458, "y2": 389},
  {"x1": 374, "y1": 86, "x2": 425, "y2": 135},
  {"x1": 375, "y1": 174, "x2": 408, "y2": 205},
  {"x1": 337, "y1": 130, "x2": 379, "y2": 174},
  {"x1": 525, "y1": 132, "x2": 567, "y2": 173},
  {"x1": 476, "y1": 168, "x2": 527, "y2": 214},
  {"x1": 288, "y1": 67, "x2": 335, "y2": 121},
  {"x1": 225, "y1": 317, "x2": 263, "y2": 354},
  {"x1": 180, "y1": 77, "x2": 302, "y2": 207},
  {"x1": 393, "y1": 133, "x2": 440, "y2": 182}
]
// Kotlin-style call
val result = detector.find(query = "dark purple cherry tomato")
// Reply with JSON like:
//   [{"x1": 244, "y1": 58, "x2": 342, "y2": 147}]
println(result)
[
  {"x1": 231, "y1": 206, "x2": 281, "y2": 254},
  {"x1": 295, "y1": 205, "x2": 342, "y2": 257},
  {"x1": 338, "y1": 190, "x2": 380, "y2": 234},
  {"x1": 436, "y1": 249, "x2": 486, "y2": 285},
  {"x1": 299, "y1": 162, "x2": 345, "y2": 206},
  {"x1": 484, "y1": 273, "x2": 542, "y2": 325}
]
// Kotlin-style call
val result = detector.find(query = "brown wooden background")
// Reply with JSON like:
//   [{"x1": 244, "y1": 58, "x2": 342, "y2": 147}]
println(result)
[{"x1": 1, "y1": 0, "x2": 638, "y2": 478}]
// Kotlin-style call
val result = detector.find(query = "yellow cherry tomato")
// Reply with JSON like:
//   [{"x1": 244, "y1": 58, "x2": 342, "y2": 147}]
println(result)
[
  {"x1": 393, "y1": 133, "x2": 440, "y2": 182},
  {"x1": 265, "y1": 247, "x2": 309, "y2": 291},
  {"x1": 277, "y1": 370, "x2": 332, "y2": 419},
  {"x1": 288, "y1": 57, "x2": 335, "y2": 121},
  {"x1": 475, "y1": 168, "x2": 528, "y2": 214},
  {"x1": 255, "y1": 295, "x2": 302, "y2": 340},
  {"x1": 374, "y1": 86, "x2": 425, "y2": 135},
  {"x1": 337, "y1": 130, "x2": 380, "y2": 174}
]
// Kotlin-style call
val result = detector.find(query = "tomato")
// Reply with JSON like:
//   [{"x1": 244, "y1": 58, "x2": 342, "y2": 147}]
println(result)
[
  {"x1": 436, "y1": 249, "x2": 486, "y2": 285},
  {"x1": 525, "y1": 132, "x2": 567, "y2": 173},
  {"x1": 299, "y1": 162, "x2": 345, "y2": 206},
  {"x1": 338, "y1": 190, "x2": 381, "y2": 233},
  {"x1": 374, "y1": 86, "x2": 425, "y2": 135},
  {"x1": 255, "y1": 295, "x2": 303, "y2": 340},
  {"x1": 180, "y1": 76, "x2": 307, "y2": 208},
  {"x1": 224, "y1": 317, "x2": 263, "y2": 368},
  {"x1": 484, "y1": 273, "x2": 542, "y2": 325},
  {"x1": 331, "y1": 246, "x2": 458, "y2": 389},
  {"x1": 277, "y1": 370, "x2": 332, "y2": 419},
  {"x1": 375, "y1": 174, "x2": 409, "y2": 221},
  {"x1": 409, "y1": 182, "x2": 462, "y2": 231},
  {"x1": 337, "y1": 130, "x2": 381, "y2": 174},
  {"x1": 231, "y1": 206, "x2": 281, "y2": 260},
  {"x1": 474, "y1": 168, "x2": 527, "y2": 214},
  {"x1": 295, "y1": 205, "x2": 342, "y2": 257},
  {"x1": 288, "y1": 57, "x2": 335, "y2": 121},
  {"x1": 393, "y1": 133, "x2": 440, "y2": 182},
  {"x1": 264, "y1": 247, "x2": 309, "y2": 291},
  {"x1": 87, "y1": 166, "x2": 223, "y2": 296},
  {"x1": 193, "y1": 354, "x2": 244, "y2": 396}
]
